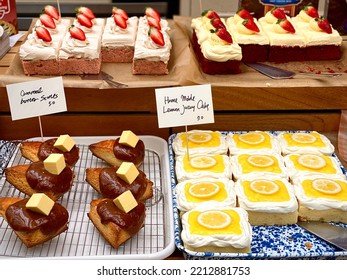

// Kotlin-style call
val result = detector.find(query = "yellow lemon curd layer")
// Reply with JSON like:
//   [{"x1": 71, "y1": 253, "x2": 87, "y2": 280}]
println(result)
[
  {"x1": 234, "y1": 131, "x2": 272, "y2": 149},
  {"x1": 283, "y1": 132, "x2": 326, "y2": 147},
  {"x1": 238, "y1": 154, "x2": 282, "y2": 174},
  {"x1": 184, "y1": 181, "x2": 228, "y2": 203},
  {"x1": 302, "y1": 179, "x2": 347, "y2": 201},
  {"x1": 289, "y1": 154, "x2": 337, "y2": 174},
  {"x1": 188, "y1": 209, "x2": 242, "y2": 235},
  {"x1": 242, "y1": 180, "x2": 291, "y2": 202},
  {"x1": 180, "y1": 131, "x2": 221, "y2": 148},
  {"x1": 183, "y1": 154, "x2": 225, "y2": 173}
]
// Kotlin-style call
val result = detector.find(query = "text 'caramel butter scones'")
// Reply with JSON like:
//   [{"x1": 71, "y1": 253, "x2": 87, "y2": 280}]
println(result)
[
  {"x1": 20, "y1": 135, "x2": 80, "y2": 167},
  {"x1": 292, "y1": 175, "x2": 347, "y2": 223},
  {"x1": 172, "y1": 130, "x2": 228, "y2": 156},
  {"x1": 87, "y1": 197, "x2": 146, "y2": 249},
  {"x1": 181, "y1": 203, "x2": 252, "y2": 253},
  {"x1": 234, "y1": 176, "x2": 298, "y2": 226},
  {"x1": 175, "y1": 177, "x2": 236, "y2": 213},
  {"x1": 0, "y1": 196, "x2": 69, "y2": 248}
]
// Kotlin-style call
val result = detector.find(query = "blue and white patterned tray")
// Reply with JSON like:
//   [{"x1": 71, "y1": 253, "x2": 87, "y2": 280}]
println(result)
[{"x1": 168, "y1": 131, "x2": 347, "y2": 260}]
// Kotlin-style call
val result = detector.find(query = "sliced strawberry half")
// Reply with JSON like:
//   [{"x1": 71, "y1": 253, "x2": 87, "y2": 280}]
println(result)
[
  {"x1": 237, "y1": 8, "x2": 253, "y2": 20},
  {"x1": 114, "y1": 14, "x2": 127, "y2": 29},
  {"x1": 277, "y1": 19, "x2": 295, "y2": 33},
  {"x1": 316, "y1": 17, "x2": 332, "y2": 34},
  {"x1": 75, "y1": 6, "x2": 95, "y2": 20},
  {"x1": 242, "y1": 18, "x2": 259, "y2": 32},
  {"x1": 112, "y1": 7, "x2": 129, "y2": 20},
  {"x1": 35, "y1": 26, "x2": 52, "y2": 42},
  {"x1": 202, "y1": 9, "x2": 220, "y2": 19},
  {"x1": 147, "y1": 16, "x2": 161, "y2": 30},
  {"x1": 145, "y1": 7, "x2": 161, "y2": 22},
  {"x1": 43, "y1": 5, "x2": 59, "y2": 21},
  {"x1": 304, "y1": 3, "x2": 319, "y2": 18},
  {"x1": 211, "y1": 28, "x2": 233, "y2": 44},
  {"x1": 271, "y1": 7, "x2": 286, "y2": 19},
  {"x1": 210, "y1": 18, "x2": 225, "y2": 29},
  {"x1": 77, "y1": 13, "x2": 93, "y2": 28},
  {"x1": 69, "y1": 25, "x2": 86, "y2": 41},
  {"x1": 39, "y1": 13, "x2": 56, "y2": 29},
  {"x1": 149, "y1": 27, "x2": 165, "y2": 46}
]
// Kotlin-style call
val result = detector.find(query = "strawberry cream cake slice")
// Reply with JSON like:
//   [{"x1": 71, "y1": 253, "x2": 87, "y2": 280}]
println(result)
[
  {"x1": 132, "y1": 7, "x2": 172, "y2": 75},
  {"x1": 101, "y1": 7, "x2": 138, "y2": 63}
]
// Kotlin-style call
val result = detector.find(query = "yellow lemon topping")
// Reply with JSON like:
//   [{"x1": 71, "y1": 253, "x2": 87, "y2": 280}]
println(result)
[
  {"x1": 180, "y1": 131, "x2": 220, "y2": 148},
  {"x1": 243, "y1": 179, "x2": 290, "y2": 202},
  {"x1": 296, "y1": 154, "x2": 329, "y2": 170},
  {"x1": 235, "y1": 132, "x2": 271, "y2": 149},
  {"x1": 184, "y1": 181, "x2": 227, "y2": 202},
  {"x1": 283, "y1": 132, "x2": 326, "y2": 147},
  {"x1": 238, "y1": 154, "x2": 282, "y2": 174},
  {"x1": 184, "y1": 154, "x2": 225, "y2": 173},
  {"x1": 189, "y1": 209, "x2": 242, "y2": 235},
  {"x1": 302, "y1": 178, "x2": 347, "y2": 200}
]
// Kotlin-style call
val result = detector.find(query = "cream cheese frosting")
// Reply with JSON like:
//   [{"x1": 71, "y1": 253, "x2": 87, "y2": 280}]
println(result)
[
  {"x1": 181, "y1": 203, "x2": 252, "y2": 249},
  {"x1": 172, "y1": 130, "x2": 228, "y2": 156},
  {"x1": 175, "y1": 178, "x2": 236, "y2": 212},
  {"x1": 59, "y1": 34, "x2": 101, "y2": 60},
  {"x1": 235, "y1": 176, "x2": 298, "y2": 213},
  {"x1": 73, "y1": 18, "x2": 105, "y2": 38},
  {"x1": 35, "y1": 18, "x2": 71, "y2": 40},
  {"x1": 191, "y1": 17, "x2": 242, "y2": 62},
  {"x1": 133, "y1": 16, "x2": 171, "y2": 63},
  {"x1": 102, "y1": 16, "x2": 138, "y2": 48}
]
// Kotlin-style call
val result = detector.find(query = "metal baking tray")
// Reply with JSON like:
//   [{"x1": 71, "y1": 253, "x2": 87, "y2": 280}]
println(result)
[
  {"x1": 0, "y1": 136, "x2": 175, "y2": 259},
  {"x1": 168, "y1": 131, "x2": 347, "y2": 260}
]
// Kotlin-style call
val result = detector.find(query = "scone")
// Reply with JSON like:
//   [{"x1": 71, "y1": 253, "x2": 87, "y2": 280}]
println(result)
[
  {"x1": 5, "y1": 162, "x2": 74, "y2": 201},
  {"x1": 0, "y1": 197, "x2": 69, "y2": 248},
  {"x1": 85, "y1": 167, "x2": 153, "y2": 201},
  {"x1": 87, "y1": 198, "x2": 146, "y2": 249}
]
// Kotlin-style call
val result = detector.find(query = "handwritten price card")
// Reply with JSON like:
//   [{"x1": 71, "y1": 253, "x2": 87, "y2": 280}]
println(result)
[
  {"x1": 6, "y1": 77, "x2": 67, "y2": 120},
  {"x1": 155, "y1": 84, "x2": 214, "y2": 128}
]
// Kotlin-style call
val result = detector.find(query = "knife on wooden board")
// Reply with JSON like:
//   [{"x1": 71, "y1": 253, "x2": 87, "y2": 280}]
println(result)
[{"x1": 297, "y1": 221, "x2": 347, "y2": 251}]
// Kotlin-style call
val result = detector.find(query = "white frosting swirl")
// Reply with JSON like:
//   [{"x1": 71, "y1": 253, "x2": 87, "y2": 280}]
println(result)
[{"x1": 59, "y1": 34, "x2": 100, "y2": 59}]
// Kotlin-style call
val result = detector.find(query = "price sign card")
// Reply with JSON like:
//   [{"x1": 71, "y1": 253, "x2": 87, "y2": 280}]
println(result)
[
  {"x1": 155, "y1": 84, "x2": 214, "y2": 128},
  {"x1": 6, "y1": 77, "x2": 67, "y2": 120}
]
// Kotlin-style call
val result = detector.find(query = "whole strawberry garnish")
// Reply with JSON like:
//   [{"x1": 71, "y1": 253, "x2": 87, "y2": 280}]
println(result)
[
  {"x1": 114, "y1": 14, "x2": 127, "y2": 29},
  {"x1": 271, "y1": 7, "x2": 286, "y2": 19},
  {"x1": 77, "y1": 13, "x2": 93, "y2": 28},
  {"x1": 316, "y1": 17, "x2": 332, "y2": 34},
  {"x1": 69, "y1": 25, "x2": 86, "y2": 41},
  {"x1": 210, "y1": 18, "x2": 225, "y2": 29},
  {"x1": 145, "y1": 7, "x2": 161, "y2": 22},
  {"x1": 211, "y1": 28, "x2": 233, "y2": 44},
  {"x1": 304, "y1": 3, "x2": 319, "y2": 18},
  {"x1": 237, "y1": 8, "x2": 253, "y2": 20},
  {"x1": 112, "y1": 7, "x2": 128, "y2": 20},
  {"x1": 75, "y1": 6, "x2": 95, "y2": 20},
  {"x1": 149, "y1": 27, "x2": 165, "y2": 46},
  {"x1": 277, "y1": 19, "x2": 295, "y2": 33},
  {"x1": 147, "y1": 16, "x2": 161, "y2": 30},
  {"x1": 242, "y1": 18, "x2": 259, "y2": 32},
  {"x1": 35, "y1": 26, "x2": 52, "y2": 42},
  {"x1": 39, "y1": 13, "x2": 56, "y2": 29},
  {"x1": 202, "y1": 9, "x2": 220, "y2": 19},
  {"x1": 43, "y1": 5, "x2": 59, "y2": 21}
]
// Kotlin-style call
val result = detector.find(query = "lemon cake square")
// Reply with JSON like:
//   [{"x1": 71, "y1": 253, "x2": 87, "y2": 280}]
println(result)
[
  {"x1": 172, "y1": 130, "x2": 228, "y2": 156},
  {"x1": 175, "y1": 178, "x2": 236, "y2": 213},
  {"x1": 181, "y1": 203, "x2": 252, "y2": 253},
  {"x1": 292, "y1": 176, "x2": 347, "y2": 223},
  {"x1": 230, "y1": 154, "x2": 288, "y2": 180},
  {"x1": 277, "y1": 131, "x2": 335, "y2": 155},
  {"x1": 227, "y1": 131, "x2": 281, "y2": 155},
  {"x1": 175, "y1": 154, "x2": 232, "y2": 183},
  {"x1": 234, "y1": 176, "x2": 298, "y2": 226}
]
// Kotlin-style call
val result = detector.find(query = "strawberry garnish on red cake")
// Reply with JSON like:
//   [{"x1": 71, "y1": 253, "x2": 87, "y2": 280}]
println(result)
[
  {"x1": 43, "y1": 5, "x2": 59, "y2": 21},
  {"x1": 145, "y1": 7, "x2": 161, "y2": 22},
  {"x1": 303, "y1": 3, "x2": 319, "y2": 18},
  {"x1": 271, "y1": 6, "x2": 287, "y2": 20},
  {"x1": 77, "y1": 13, "x2": 93, "y2": 28},
  {"x1": 39, "y1": 13, "x2": 56, "y2": 29},
  {"x1": 147, "y1": 16, "x2": 161, "y2": 30},
  {"x1": 315, "y1": 17, "x2": 333, "y2": 34},
  {"x1": 202, "y1": 9, "x2": 220, "y2": 19},
  {"x1": 112, "y1": 7, "x2": 129, "y2": 20},
  {"x1": 210, "y1": 18, "x2": 226, "y2": 29},
  {"x1": 35, "y1": 26, "x2": 52, "y2": 42},
  {"x1": 114, "y1": 13, "x2": 127, "y2": 29},
  {"x1": 276, "y1": 19, "x2": 296, "y2": 33},
  {"x1": 75, "y1": 6, "x2": 95, "y2": 20},
  {"x1": 237, "y1": 8, "x2": 254, "y2": 20},
  {"x1": 69, "y1": 25, "x2": 86, "y2": 41},
  {"x1": 211, "y1": 28, "x2": 233, "y2": 44},
  {"x1": 242, "y1": 18, "x2": 259, "y2": 33},
  {"x1": 149, "y1": 26, "x2": 165, "y2": 46}
]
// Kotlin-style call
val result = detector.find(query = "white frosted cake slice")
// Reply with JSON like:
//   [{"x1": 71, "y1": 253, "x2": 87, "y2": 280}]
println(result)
[{"x1": 73, "y1": 17, "x2": 105, "y2": 38}]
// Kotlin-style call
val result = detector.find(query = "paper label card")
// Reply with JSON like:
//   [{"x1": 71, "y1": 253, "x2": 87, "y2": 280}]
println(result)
[
  {"x1": 155, "y1": 84, "x2": 214, "y2": 128},
  {"x1": 6, "y1": 77, "x2": 67, "y2": 120}
]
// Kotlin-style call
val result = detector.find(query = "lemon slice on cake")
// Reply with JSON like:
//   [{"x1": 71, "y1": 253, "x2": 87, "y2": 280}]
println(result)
[
  {"x1": 189, "y1": 155, "x2": 217, "y2": 169},
  {"x1": 292, "y1": 133, "x2": 316, "y2": 144},
  {"x1": 188, "y1": 182, "x2": 220, "y2": 198},
  {"x1": 197, "y1": 210, "x2": 231, "y2": 229},
  {"x1": 298, "y1": 154, "x2": 326, "y2": 169},
  {"x1": 312, "y1": 178, "x2": 342, "y2": 194},
  {"x1": 250, "y1": 179, "x2": 279, "y2": 195},
  {"x1": 239, "y1": 132, "x2": 265, "y2": 145},
  {"x1": 187, "y1": 132, "x2": 213, "y2": 144},
  {"x1": 247, "y1": 155, "x2": 275, "y2": 167}
]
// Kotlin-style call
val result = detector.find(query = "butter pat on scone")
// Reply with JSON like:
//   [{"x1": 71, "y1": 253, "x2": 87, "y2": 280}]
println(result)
[
  {"x1": 119, "y1": 130, "x2": 139, "y2": 148},
  {"x1": 44, "y1": 153, "x2": 66, "y2": 175},
  {"x1": 54, "y1": 134, "x2": 76, "y2": 152},
  {"x1": 116, "y1": 162, "x2": 139, "y2": 184},
  {"x1": 113, "y1": 190, "x2": 138, "y2": 213},
  {"x1": 26, "y1": 193, "x2": 55, "y2": 216}
]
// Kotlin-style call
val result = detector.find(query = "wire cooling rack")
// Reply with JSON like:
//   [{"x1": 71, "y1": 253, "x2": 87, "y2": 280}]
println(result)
[{"x1": 0, "y1": 136, "x2": 175, "y2": 259}]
